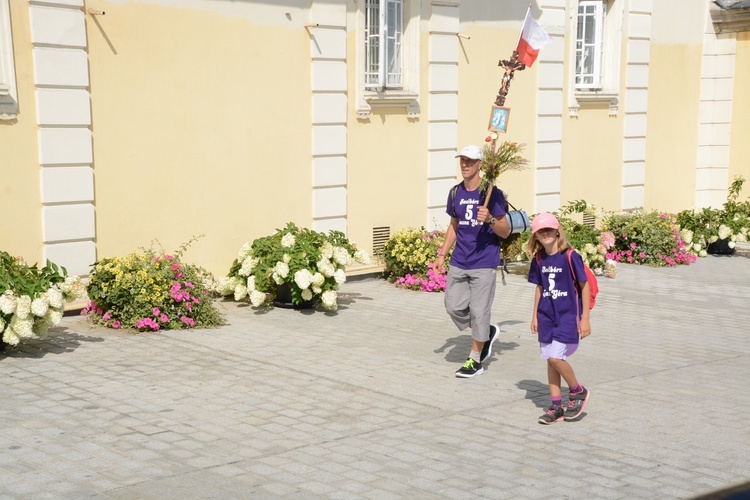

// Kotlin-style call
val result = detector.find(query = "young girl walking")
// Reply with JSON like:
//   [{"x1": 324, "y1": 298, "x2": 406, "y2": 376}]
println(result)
[{"x1": 526, "y1": 213, "x2": 591, "y2": 424}]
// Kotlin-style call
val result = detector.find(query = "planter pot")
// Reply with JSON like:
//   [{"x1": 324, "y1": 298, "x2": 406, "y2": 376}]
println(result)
[
  {"x1": 273, "y1": 283, "x2": 316, "y2": 309},
  {"x1": 707, "y1": 238, "x2": 735, "y2": 255}
]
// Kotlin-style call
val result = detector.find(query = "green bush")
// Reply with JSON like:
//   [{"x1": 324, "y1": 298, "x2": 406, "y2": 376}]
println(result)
[
  {"x1": 382, "y1": 227, "x2": 448, "y2": 280},
  {"x1": 1, "y1": 251, "x2": 85, "y2": 346},
  {"x1": 84, "y1": 239, "x2": 224, "y2": 331}
]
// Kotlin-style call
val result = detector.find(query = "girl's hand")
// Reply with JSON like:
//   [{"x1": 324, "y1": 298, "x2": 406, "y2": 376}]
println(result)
[
  {"x1": 530, "y1": 316, "x2": 538, "y2": 334},
  {"x1": 579, "y1": 318, "x2": 591, "y2": 339}
]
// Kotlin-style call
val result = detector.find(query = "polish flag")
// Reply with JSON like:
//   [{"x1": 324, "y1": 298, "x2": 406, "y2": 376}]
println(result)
[{"x1": 515, "y1": 9, "x2": 553, "y2": 67}]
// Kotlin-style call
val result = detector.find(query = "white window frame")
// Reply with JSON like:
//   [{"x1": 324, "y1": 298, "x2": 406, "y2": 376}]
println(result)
[
  {"x1": 569, "y1": 0, "x2": 622, "y2": 116},
  {"x1": 356, "y1": 0, "x2": 420, "y2": 119},
  {"x1": 365, "y1": 0, "x2": 403, "y2": 90},
  {"x1": 0, "y1": 0, "x2": 19, "y2": 120},
  {"x1": 575, "y1": 0, "x2": 605, "y2": 90}
]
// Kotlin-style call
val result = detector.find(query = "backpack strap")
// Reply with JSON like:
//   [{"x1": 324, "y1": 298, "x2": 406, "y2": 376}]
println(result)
[
  {"x1": 566, "y1": 249, "x2": 583, "y2": 326},
  {"x1": 449, "y1": 182, "x2": 461, "y2": 218}
]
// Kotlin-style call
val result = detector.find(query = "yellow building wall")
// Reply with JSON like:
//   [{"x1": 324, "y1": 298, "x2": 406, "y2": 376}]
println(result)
[
  {"x1": 644, "y1": 44, "x2": 703, "y2": 213},
  {"x1": 729, "y1": 32, "x2": 750, "y2": 198},
  {"x1": 0, "y1": 4, "x2": 41, "y2": 262},
  {"x1": 87, "y1": 2, "x2": 312, "y2": 276}
]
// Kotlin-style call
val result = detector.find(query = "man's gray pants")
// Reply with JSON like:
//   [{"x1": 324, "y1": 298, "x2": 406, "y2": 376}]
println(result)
[{"x1": 444, "y1": 266, "x2": 497, "y2": 342}]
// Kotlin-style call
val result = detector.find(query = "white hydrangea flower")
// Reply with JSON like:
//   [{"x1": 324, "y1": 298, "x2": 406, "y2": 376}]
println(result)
[
  {"x1": 215, "y1": 276, "x2": 237, "y2": 296},
  {"x1": 239, "y1": 256, "x2": 258, "y2": 277},
  {"x1": 321, "y1": 290, "x2": 338, "y2": 310},
  {"x1": 738, "y1": 233, "x2": 747, "y2": 243},
  {"x1": 311, "y1": 273, "x2": 325, "y2": 286},
  {"x1": 334, "y1": 268, "x2": 347, "y2": 285},
  {"x1": 354, "y1": 249, "x2": 371, "y2": 265},
  {"x1": 0, "y1": 292, "x2": 17, "y2": 315},
  {"x1": 281, "y1": 233, "x2": 296, "y2": 248},
  {"x1": 3, "y1": 327, "x2": 20, "y2": 346},
  {"x1": 274, "y1": 261, "x2": 290, "y2": 278},
  {"x1": 45, "y1": 288, "x2": 64, "y2": 309},
  {"x1": 312, "y1": 285, "x2": 322, "y2": 294},
  {"x1": 247, "y1": 276, "x2": 256, "y2": 292},
  {"x1": 680, "y1": 229, "x2": 694, "y2": 244},
  {"x1": 320, "y1": 242, "x2": 334, "y2": 259},
  {"x1": 61, "y1": 276, "x2": 86, "y2": 300},
  {"x1": 10, "y1": 315, "x2": 34, "y2": 339},
  {"x1": 31, "y1": 298, "x2": 49, "y2": 318},
  {"x1": 44, "y1": 308, "x2": 63, "y2": 326},
  {"x1": 718, "y1": 224, "x2": 732, "y2": 240},
  {"x1": 294, "y1": 269, "x2": 313, "y2": 290},
  {"x1": 728, "y1": 241, "x2": 736, "y2": 249},
  {"x1": 317, "y1": 258, "x2": 335, "y2": 278},
  {"x1": 709, "y1": 235, "x2": 718, "y2": 244},
  {"x1": 273, "y1": 273, "x2": 284, "y2": 285},
  {"x1": 234, "y1": 284, "x2": 248, "y2": 301},
  {"x1": 15, "y1": 296, "x2": 32, "y2": 320},
  {"x1": 584, "y1": 243, "x2": 596, "y2": 255},
  {"x1": 332, "y1": 246, "x2": 351, "y2": 266},
  {"x1": 699, "y1": 249, "x2": 707, "y2": 257},
  {"x1": 283, "y1": 254, "x2": 291, "y2": 264},
  {"x1": 0, "y1": 316, "x2": 5, "y2": 333},
  {"x1": 301, "y1": 289, "x2": 313, "y2": 301},
  {"x1": 249, "y1": 290, "x2": 266, "y2": 307},
  {"x1": 237, "y1": 242, "x2": 252, "y2": 260}
]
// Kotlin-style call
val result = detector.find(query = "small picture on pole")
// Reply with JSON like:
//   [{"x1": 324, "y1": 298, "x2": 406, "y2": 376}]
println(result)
[{"x1": 488, "y1": 106, "x2": 510, "y2": 133}]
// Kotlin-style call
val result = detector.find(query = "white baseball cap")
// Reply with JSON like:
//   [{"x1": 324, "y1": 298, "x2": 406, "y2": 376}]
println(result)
[{"x1": 455, "y1": 145, "x2": 483, "y2": 161}]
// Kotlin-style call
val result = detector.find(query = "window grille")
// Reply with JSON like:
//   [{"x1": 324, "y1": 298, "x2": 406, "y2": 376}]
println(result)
[
  {"x1": 365, "y1": 0, "x2": 403, "y2": 90},
  {"x1": 575, "y1": 1, "x2": 605, "y2": 90}
]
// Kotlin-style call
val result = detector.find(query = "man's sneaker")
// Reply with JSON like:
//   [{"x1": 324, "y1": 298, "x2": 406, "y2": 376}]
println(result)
[
  {"x1": 564, "y1": 387, "x2": 590, "y2": 421},
  {"x1": 538, "y1": 405, "x2": 565, "y2": 425},
  {"x1": 480, "y1": 324, "x2": 500, "y2": 363},
  {"x1": 455, "y1": 359, "x2": 484, "y2": 378}
]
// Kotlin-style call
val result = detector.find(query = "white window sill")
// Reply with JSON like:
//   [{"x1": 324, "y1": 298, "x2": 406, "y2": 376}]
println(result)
[
  {"x1": 569, "y1": 90, "x2": 619, "y2": 117},
  {"x1": 357, "y1": 90, "x2": 420, "y2": 119}
]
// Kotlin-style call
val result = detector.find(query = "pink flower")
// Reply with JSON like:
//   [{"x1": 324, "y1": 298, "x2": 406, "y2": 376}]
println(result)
[
  {"x1": 112, "y1": 320, "x2": 121, "y2": 329},
  {"x1": 185, "y1": 282, "x2": 194, "y2": 289},
  {"x1": 102, "y1": 311, "x2": 112, "y2": 322},
  {"x1": 171, "y1": 264, "x2": 181, "y2": 271},
  {"x1": 630, "y1": 242, "x2": 637, "y2": 249},
  {"x1": 160, "y1": 314, "x2": 168, "y2": 323},
  {"x1": 165, "y1": 255, "x2": 174, "y2": 261},
  {"x1": 152, "y1": 307, "x2": 160, "y2": 316}
]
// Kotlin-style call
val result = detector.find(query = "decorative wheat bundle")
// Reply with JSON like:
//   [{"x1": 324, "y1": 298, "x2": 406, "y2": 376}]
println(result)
[{"x1": 479, "y1": 141, "x2": 529, "y2": 207}]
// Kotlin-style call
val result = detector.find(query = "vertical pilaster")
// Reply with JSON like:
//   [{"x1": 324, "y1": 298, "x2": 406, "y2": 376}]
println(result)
[
  {"x1": 621, "y1": 0, "x2": 652, "y2": 211},
  {"x1": 310, "y1": 4, "x2": 348, "y2": 235},
  {"x1": 427, "y1": 1, "x2": 460, "y2": 230},
  {"x1": 696, "y1": 6, "x2": 736, "y2": 209},
  {"x1": 30, "y1": 0, "x2": 95, "y2": 277},
  {"x1": 534, "y1": 1, "x2": 566, "y2": 214}
]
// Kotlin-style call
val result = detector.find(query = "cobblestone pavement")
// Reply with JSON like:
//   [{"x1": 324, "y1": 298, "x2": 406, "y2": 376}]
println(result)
[{"x1": 2, "y1": 255, "x2": 749, "y2": 499}]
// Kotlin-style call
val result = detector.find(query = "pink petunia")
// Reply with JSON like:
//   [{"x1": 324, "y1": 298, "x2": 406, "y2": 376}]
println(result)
[
  {"x1": 112, "y1": 320, "x2": 121, "y2": 329},
  {"x1": 160, "y1": 314, "x2": 168, "y2": 323},
  {"x1": 152, "y1": 307, "x2": 160, "y2": 316}
]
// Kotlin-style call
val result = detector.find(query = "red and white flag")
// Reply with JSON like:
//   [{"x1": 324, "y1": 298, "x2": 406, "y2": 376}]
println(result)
[{"x1": 515, "y1": 8, "x2": 552, "y2": 67}]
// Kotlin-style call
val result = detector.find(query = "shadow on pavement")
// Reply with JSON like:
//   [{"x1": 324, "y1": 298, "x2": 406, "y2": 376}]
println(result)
[{"x1": 0, "y1": 328, "x2": 104, "y2": 359}]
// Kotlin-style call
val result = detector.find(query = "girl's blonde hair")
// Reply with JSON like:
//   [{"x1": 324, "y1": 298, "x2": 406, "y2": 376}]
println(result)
[{"x1": 525, "y1": 225, "x2": 573, "y2": 258}]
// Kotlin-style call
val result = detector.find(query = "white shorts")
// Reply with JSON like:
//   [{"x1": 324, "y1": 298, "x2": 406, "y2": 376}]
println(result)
[{"x1": 540, "y1": 340, "x2": 578, "y2": 360}]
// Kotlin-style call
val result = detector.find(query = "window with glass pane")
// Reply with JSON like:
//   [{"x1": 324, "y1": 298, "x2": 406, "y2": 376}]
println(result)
[
  {"x1": 575, "y1": 1, "x2": 604, "y2": 89},
  {"x1": 365, "y1": 0, "x2": 403, "y2": 89}
]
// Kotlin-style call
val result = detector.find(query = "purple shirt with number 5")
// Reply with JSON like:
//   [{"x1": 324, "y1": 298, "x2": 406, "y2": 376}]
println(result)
[
  {"x1": 527, "y1": 250, "x2": 587, "y2": 344},
  {"x1": 446, "y1": 184, "x2": 507, "y2": 270}
]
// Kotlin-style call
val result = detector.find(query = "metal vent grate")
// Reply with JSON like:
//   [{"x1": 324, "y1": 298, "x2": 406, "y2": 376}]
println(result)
[
  {"x1": 582, "y1": 214, "x2": 596, "y2": 228},
  {"x1": 372, "y1": 226, "x2": 391, "y2": 258}
]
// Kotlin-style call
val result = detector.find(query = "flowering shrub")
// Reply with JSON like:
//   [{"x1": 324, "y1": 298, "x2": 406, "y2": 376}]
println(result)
[
  {"x1": 676, "y1": 176, "x2": 750, "y2": 256},
  {"x1": 217, "y1": 223, "x2": 370, "y2": 310},
  {"x1": 602, "y1": 211, "x2": 696, "y2": 267},
  {"x1": 1, "y1": 251, "x2": 86, "y2": 347},
  {"x1": 83, "y1": 240, "x2": 224, "y2": 332},
  {"x1": 382, "y1": 228, "x2": 449, "y2": 292}
]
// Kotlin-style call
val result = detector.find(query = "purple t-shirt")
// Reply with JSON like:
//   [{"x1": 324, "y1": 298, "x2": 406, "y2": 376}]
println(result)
[
  {"x1": 446, "y1": 184, "x2": 507, "y2": 269},
  {"x1": 527, "y1": 249, "x2": 588, "y2": 344}
]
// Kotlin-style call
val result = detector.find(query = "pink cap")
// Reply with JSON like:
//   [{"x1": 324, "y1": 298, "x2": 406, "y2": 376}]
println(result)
[{"x1": 531, "y1": 212, "x2": 559, "y2": 233}]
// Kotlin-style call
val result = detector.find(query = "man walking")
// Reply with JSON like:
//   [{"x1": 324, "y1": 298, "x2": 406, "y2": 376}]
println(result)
[{"x1": 434, "y1": 145, "x2": 511, "y2": 377}]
